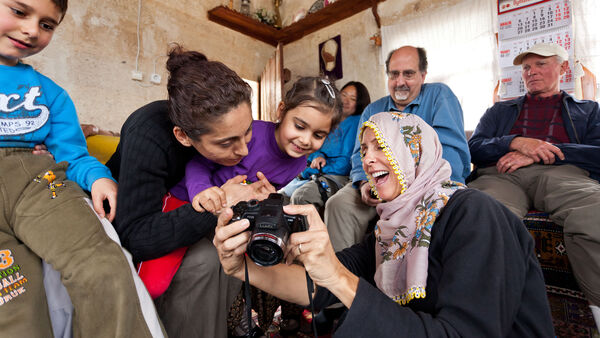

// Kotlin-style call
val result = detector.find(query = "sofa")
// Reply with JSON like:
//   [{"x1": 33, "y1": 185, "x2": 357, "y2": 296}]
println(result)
[{"x1": 86, "y1": 135, "x2": 119, "y2": 164}]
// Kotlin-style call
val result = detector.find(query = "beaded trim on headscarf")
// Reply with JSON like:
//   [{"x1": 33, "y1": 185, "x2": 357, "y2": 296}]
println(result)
[
  {"x1": 360, "y1": 121, "x2": 407, "y2": 200},
  {"x1": 393, "y1": 285, "x2": 427, "y2": 305}
]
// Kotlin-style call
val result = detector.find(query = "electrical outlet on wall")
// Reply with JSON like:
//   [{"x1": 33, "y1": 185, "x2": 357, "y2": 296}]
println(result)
[
  {"x1": 131, "y1": 70, "x2": 143, "y2": 81},
  {"x1": 150, "y1": 73, "x2": 161, "y2": 85}
]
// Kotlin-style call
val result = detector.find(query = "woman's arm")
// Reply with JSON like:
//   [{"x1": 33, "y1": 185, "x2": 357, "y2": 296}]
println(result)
[
  {"x1": 213, "y1": 204, "x2": 359, "y2": 307},
  {"x1": 213, "y1": 208, "x2": 311, "y2": 305},
  {"x1": 283, "y1": 204, "x2": 359, "y2": 307},
  {"x1": 217, "y1": 190, "x2": 552, "y2": 337},
  {"x1": 109, "y1": 102, "x2": 217, "y2": 262},
  {"x1": 335, "y1": 190, "x2": 553, "y2": 337}
]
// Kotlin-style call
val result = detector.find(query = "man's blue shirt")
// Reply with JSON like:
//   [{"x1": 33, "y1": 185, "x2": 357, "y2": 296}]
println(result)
[{"x1": 350, "y1": 83, "x2": 471, "y2": 184}]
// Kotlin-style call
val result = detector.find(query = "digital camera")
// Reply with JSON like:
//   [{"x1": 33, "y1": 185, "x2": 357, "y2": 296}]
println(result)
[{"x1": 230, "y1": 193, "x2": 307, "y2": 266}]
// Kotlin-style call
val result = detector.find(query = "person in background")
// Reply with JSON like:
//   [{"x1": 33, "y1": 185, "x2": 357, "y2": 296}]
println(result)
[
  {"x1": 213, "y1": 112, "x2": 555, "y2": 337},
  {"x1": 323, "y1": 46, "x2": 470, "y2": 253},
  {"x1": 285, "y1": 81, "x2": 370, "y2": 214},
  {"x1": 468, "y1": 42, "x2": 600, "y2": 327}
]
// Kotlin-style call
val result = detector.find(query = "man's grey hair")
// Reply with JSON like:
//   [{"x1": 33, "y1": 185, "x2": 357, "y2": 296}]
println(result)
[
  {"x1": 521, "y1": 54, "x2": 566, "y2": 68},
  {"x1": 553, "y1": 55, "x2": 566, "y2": 64}
]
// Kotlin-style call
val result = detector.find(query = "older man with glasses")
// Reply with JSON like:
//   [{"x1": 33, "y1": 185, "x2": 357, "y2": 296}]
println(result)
[{"x1": 323, "y1": 45, "x2": 471, "y2": 254}]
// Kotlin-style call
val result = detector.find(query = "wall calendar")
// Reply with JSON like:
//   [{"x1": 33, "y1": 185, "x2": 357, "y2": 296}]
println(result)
[
  {"x1": 497, "y1": 0, "x2": 574, "y2": 99},
  {"x1": 498, "y1": 0, "x2": 571, "y2": 40}
]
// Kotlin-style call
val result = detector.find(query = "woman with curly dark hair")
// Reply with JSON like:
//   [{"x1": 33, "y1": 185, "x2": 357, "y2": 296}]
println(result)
[{"x1": 106, "y1": 44, "x2": 274, "y2": 337}]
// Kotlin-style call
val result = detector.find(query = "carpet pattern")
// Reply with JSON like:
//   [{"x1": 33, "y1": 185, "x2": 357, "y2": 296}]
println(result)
[{"x1": 523, "y1": 211, "x2": 598, "y2": 338}]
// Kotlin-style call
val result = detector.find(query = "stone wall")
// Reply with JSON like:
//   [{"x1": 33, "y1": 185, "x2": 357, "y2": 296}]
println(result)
[
  {"x1": 28, "y1": 0, "x2": 461, "y2": 130},
  {"x1": 28, "y1": 0, "x2": 276, "y2": 131}
]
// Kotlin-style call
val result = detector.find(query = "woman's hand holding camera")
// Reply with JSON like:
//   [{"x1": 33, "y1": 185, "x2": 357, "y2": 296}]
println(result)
[
  {"x1": 282, "y1": 204, "x2": 338, "y2": 283},
  {"x1": 283, "y1": 205, "x2": 359, "y2": 307},
  {"x1": 213, "y1": 208, "x2": 252, "y2": 280},
  {"x1": 214, "y1": 202, "x2": 360, "y2": 308}
]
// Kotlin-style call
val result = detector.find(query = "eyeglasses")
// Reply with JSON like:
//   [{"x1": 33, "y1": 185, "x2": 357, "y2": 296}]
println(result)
[{"x1": 387, "y1": 70, "x2": 417, "y2": 81}]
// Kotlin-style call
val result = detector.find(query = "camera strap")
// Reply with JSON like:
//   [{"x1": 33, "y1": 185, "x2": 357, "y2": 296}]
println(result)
[
  {"x1": 305, "y1": 272, "x2": 318, "y2": 337},
  {"x1": 243, "y1": 258, "x2": 253, "y2": 338},
  {"x1": 243, "y1": 258, "x2": 318, "y2": 338}
]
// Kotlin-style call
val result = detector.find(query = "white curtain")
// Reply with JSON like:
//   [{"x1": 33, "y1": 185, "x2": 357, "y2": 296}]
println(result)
[
  {"x1": 381, "y1": 0, "x2": 497, "y2": 131},
  {"x1": 573, "y1": 0, "x2": 600, "y2": 100}
]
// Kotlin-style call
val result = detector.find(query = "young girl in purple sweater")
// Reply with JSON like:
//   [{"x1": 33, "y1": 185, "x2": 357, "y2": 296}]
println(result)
[
  {"x1": 139, "y1": 76, "x2": 343, "y2": 301},
  {"x1": 169, "y1": 76, "x2": 344, "y2": 213}
]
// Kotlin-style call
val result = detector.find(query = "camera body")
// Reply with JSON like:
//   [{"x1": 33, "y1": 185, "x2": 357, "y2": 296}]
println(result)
[{"x1": 230, "y1": 193, "x2": 307, "y2": 266}]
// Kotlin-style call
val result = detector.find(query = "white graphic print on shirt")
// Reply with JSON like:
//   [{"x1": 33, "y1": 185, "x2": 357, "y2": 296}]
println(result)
[{"x1": 0, "y1": 86, "x2": 49, "y2": 135}]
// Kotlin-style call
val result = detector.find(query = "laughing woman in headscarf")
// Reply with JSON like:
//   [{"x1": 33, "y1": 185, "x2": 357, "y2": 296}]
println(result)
[{"x1": 213, "y1": 112, "x2": 555, "y2": 337}]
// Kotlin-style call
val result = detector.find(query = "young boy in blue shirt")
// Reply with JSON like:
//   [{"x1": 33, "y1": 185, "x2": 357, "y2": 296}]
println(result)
[{"x1": 0, "y1": 0, "x2": 159, "y2": 336}]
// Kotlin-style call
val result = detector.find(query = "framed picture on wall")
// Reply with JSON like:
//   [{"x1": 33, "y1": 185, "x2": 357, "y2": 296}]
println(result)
[{"x1": 319, "y1": 35, "x2": 343, "y2": 80}]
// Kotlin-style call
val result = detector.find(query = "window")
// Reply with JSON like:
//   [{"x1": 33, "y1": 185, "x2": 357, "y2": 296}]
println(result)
[
  {"x1": 573, "y1": 0, "x2": 600, "y2": 100},
  {"x1": 381, "y1": 0, "x2": 497, "y2": 131},
  {"x1": 243, "y1": 78, "x2": 259, "y2": 120}
]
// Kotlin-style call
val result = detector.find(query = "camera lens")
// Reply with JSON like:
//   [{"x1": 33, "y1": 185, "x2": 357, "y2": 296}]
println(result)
[
  {"x1": 251, "y1": 243, "x2": 279, "y2": 265},
  {"x1": 247, "y1": 234, "x2": 284, "y2": 266}
]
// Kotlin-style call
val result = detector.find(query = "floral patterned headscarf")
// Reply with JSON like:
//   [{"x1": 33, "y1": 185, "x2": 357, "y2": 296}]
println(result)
[{"x1": 360, "y1": 112, "x2": 465, "y2": 305}]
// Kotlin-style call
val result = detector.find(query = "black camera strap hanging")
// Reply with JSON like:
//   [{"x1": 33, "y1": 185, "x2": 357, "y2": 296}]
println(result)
[
  {"x1": 243, "y1": 257, "x2": 253, "y2": 338},
  {"x1": 305, "y1": 272, "x2": 318, "y2": 337},
  {"x1": 243, "y1": 258, "x2": 318, "y2": 338}
]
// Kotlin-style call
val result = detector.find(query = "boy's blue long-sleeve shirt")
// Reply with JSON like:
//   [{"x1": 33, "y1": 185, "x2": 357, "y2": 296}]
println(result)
[
  {"x1": 300, "y1": 114, "x2": 360, "y2": 179},
  {"x1": 349, "y1": 83, "x2": 471, "y2": 184},
  {"x1": 0, "y1": 63, "x2": 113, "y2": 191}
]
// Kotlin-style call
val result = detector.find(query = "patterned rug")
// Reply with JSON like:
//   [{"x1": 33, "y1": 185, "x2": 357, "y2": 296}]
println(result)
[
  {"x1": 524, "y1": 211, "x2": 598, "y2": 338},
  {"x1": 263, "y1": 308, "x2": 316, "y2": 338}
]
